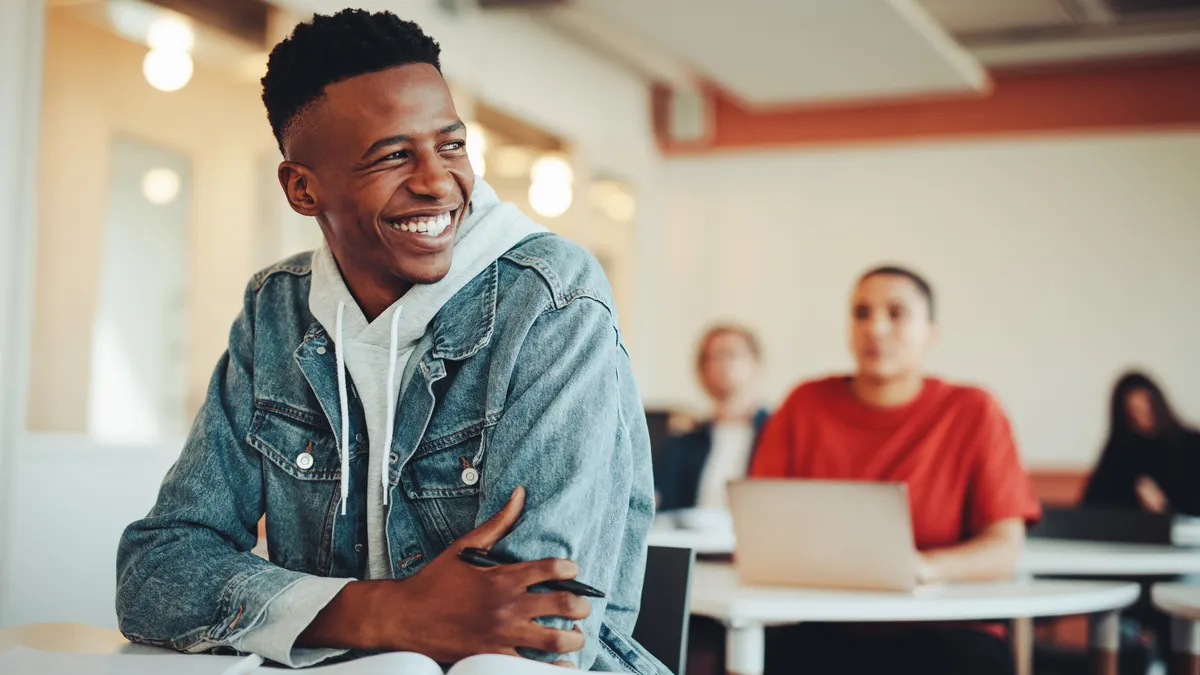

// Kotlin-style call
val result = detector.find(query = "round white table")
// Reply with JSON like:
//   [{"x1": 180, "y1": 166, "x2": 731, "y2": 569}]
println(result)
[
  {"x1": 1151, "y1": 583, "x2": 1200, "y2": 675},
  {"x1": 690, "y1": 562, "x2": 1140, "y2": 675},
  {"x1": 1022, "y1": 540, "x2": 1200, "y2": 577},
  {"x1": 647, "y1": 529, "x2": 1200, "y2": 574}
]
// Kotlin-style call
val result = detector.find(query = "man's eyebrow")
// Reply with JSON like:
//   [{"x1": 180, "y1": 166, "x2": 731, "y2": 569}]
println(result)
[{"x1": 359, "y1": 122, "x2": 467, "y2": 161}]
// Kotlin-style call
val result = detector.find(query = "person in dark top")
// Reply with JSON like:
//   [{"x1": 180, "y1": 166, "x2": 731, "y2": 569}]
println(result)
[
  {"x1": 656, "y1": 324, "x2": 769, "y2": 512},
  {"x1": 1083, "y1": 371, "x2": 1200, "y2": 516}
]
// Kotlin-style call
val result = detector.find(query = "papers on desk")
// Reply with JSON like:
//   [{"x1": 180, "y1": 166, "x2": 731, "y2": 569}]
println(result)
[{"x1": 0, "y1": 647, "x2": 565, "y2": 674}]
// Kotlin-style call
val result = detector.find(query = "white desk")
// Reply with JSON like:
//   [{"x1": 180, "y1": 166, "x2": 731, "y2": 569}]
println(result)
[
  {"x1": 646, "y1": 531, "x2": 1200, "y2": 576},
  {"x1": 649, "y1": 517, "x2": 1200, "y2": 559},
  {"x1": 1151, "y1": 583, "x2": 1200, "y2": 675},
  {"x1": 1173, "y1": 517, "x2": 1200, "y2": 548},
  {"x1": 0, "y1": 623, "x2": 159, "y2": 655},
  {"x1": 0, "y1": 623, "x2": 572, "y2": 674},
  {"x1": 1022, "y1": 540, "x2": 1200, "y2": 577},
  {"x1": 690, "y1": 562, "x2": 1140, "y2": 675}
]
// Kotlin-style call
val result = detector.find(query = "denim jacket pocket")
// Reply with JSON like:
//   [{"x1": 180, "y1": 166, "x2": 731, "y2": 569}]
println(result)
[
  {"x1": 246, "y1": 401, "x2": 349, "y2": 481},
  {"x1": 245, "y1": 402, "x2": 351, "y2": 574},
  {"x1": 401, "y1": 432, "x2": 485, "y2": 550}
]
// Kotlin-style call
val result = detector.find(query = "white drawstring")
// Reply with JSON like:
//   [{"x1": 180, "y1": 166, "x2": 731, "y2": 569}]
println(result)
[
  {"x1": 334, "y1": 301, "x2": 350, "y2": 516},
  {"x1": 382, "y1": 305, "x2": 404, "y2": 506}
]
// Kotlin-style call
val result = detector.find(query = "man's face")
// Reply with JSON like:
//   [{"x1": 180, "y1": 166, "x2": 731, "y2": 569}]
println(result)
[
  {"x1": 281, "y1": 64, "x2": 475, "y2": 292},
  {"x1": 849, "y1": 274, "x2": 935, "y2": 381},
  {"x1": 698, "y1": 332, "x2": 760, "y2": 402}
]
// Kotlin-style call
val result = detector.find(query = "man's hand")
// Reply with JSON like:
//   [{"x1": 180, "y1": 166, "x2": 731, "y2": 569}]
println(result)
[
  {"x1": 1135, "y1": 475, "x2": 1169, "y2": 514},
  {"x1": 298, "y1": 487, "x2": 590, "y2": 663}
]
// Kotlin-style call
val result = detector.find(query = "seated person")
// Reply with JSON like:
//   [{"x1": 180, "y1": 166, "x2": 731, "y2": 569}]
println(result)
[
  {"x1": 751, "y1": 265, "x2": 1042, "y2": 675},
  {"x1": 656, "y1": 324, "x2": 769, "y2": 513},
  {"x1": 1083, "y1": 371, "x2": 1200, "y2": 516},
  {"x1": 115, "y1": 10, "x2": 663, "y2": 673}
]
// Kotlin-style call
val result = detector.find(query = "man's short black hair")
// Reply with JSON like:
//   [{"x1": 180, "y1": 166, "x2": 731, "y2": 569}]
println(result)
[
  {"x1": 858, "y1": 264, "x2": 936, "y2": 321},
  {"x1": 261, "y1": 8, "x2": 442, "y2": 153}
]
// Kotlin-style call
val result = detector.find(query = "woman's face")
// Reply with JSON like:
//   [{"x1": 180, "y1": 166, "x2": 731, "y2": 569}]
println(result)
[{"x1": 1125, "y1": 388, "x2": 1158, "y2": 435}]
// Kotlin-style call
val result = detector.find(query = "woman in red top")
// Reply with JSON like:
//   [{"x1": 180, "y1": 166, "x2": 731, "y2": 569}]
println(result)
[{"x1": 751, "y1": 265, "x2": 1041, "y2": 675}]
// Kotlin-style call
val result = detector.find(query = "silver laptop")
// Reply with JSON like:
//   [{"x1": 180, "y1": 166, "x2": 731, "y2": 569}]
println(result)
[{"x1": 727, "y1": 479, "x2": 920, "y2": 592}]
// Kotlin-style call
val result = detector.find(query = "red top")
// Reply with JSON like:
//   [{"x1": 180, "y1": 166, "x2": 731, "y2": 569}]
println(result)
[{"x1": 751, "y1": 376, "x2": 1041, "y2": 550}]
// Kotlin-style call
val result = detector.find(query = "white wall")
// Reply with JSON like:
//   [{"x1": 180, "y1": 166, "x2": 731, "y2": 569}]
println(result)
[
  {"x1": 642, "y1": 132, "x2": 1200, "y2": 469},
  {"x1": 0, "y1": 0, "x2": 44, "y2": 628}
]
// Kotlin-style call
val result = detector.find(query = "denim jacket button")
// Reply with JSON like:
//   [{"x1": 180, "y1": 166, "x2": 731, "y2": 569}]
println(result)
[
  {"x1": 315, "y1": 346, "x2": 326, "y2": 355},
  {"x1": 296, "y1": 453, "x2": 314, "y2": 470},
  {"x1": 461, "y1": 468, "x2": 479, "y2": 486}
]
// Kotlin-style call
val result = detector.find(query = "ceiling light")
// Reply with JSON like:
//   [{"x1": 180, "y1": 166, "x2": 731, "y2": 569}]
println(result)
[
  {"x1": 529, "y1": 181, "x2": 573, "y2": 219},
  {"x1": 531, "y1": 155, "x2": 573, "y2": 186},
  {"x1": 146, "y1": 15, "x2": 194, "y2": 53},
  {"x1": 141, "y1": 167, "x2": 181, "y2": 205},
  {"x1": 143, "y1": 49, "x2": 194, "y2": 92}
]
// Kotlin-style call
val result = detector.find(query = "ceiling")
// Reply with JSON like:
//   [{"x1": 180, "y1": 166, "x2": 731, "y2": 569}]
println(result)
[
  {"x1": 917, "y1": 0, "x2": 1078, "y2": 34},
  {"x1": 567, "y1": 0, "x2": 987, "y2": 106},
  {"x1": 498, "y1": 0, "x2": 1200, "y2": 108}
]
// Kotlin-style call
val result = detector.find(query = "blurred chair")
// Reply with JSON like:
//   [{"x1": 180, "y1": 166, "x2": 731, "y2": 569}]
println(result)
[
  {"x1": 1030, "y1": 507, "x2": 1174, "y2": 675},
  {"x1": 633, "y1": 545, "x2": 696, "y2": 675},
  {"x1": 1028, "y1": 506, "x2": 1172, "y2": 544}
]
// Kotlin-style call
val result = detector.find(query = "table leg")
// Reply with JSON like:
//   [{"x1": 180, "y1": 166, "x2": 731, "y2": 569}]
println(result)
[
  {"x1": 1170, "y1": 617, "x2": 1200, "y2": 675},
  {"x1": 725, "y1": 622, "x2": 766, "y2": 675},
  {"x1": 1012, "y1": 617, "x2": 1033, "y2": 675},
  {"x1": 1089, "y1": 611, "x2": 1120, "y2": 675}
]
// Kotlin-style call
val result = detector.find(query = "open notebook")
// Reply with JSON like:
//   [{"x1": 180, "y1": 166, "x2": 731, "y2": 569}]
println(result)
[{"x1": 0, "y1": 647, "x2": 567, "y2": 674}]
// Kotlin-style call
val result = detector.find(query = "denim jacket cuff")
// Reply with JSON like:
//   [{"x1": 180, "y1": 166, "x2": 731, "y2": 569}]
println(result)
[{"x1": 226, "y1": 572, "x2": 354, "y2": 666}]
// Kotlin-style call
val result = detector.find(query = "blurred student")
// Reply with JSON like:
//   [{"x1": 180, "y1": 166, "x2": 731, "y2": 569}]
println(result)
[
  {"x1": 1083, "y1": 371, "x2": 1200, "y2": 516},
  {"x1": 751, "y1": 265, "x2": 1041, "y2": 675},
  {"x1": 656, "y1": 324, "x2": 769, "y2": 512}
]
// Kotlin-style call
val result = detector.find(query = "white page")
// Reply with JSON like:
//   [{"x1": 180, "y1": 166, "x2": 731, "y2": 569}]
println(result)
[
  {"x1": 447, "y1": 654, "x2": 571, "y2": 675},
  {"x1": 0, "y1": 647, "x2": 443, "y2": 675}
]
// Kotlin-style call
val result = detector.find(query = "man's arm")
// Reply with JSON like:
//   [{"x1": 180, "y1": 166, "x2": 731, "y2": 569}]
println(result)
[
  {"x1": 473, "y1": 295, "x2": 655, "y2": 668},
  {"x1": 917, "y1": 518, "x2": 1025, "y2": 584},
  {"x1": 116, "y1": 284, "x2": 350, "y2": 667},
  {"x1": 918, "y1": 390, "x2": 1040, "y2": 584}
]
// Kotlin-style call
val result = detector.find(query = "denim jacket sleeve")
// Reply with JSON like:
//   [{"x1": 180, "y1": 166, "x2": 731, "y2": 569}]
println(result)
[
  {"x1": 481, "y1": 295, "x2": 657, "y2": 671},
  {"x1": 115, "y1": 282, "x2": 349, "y2": 664}
]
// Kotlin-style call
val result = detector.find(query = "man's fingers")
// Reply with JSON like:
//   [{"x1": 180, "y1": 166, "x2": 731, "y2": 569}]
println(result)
[
  {"x1": 502, "y1": 557, "x2": 579, "y2": 587},
  {"x1": 518, "y1": 625, "x2": 586, "y2": 656},
  {"x1": 514, "y1": 591, "x2": 592, "y2": 622},
  {"x1": 456, "y1": 486, "x2": 525, "y2": 549}
]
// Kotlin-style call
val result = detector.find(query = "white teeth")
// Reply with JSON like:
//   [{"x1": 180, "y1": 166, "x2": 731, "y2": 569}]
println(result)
[{"x1": 390, "y1": 212, "x2": 453, "y2": 237}]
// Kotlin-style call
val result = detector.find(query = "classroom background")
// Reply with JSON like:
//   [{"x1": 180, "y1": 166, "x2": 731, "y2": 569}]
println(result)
[{"x1": 0, "y1": 0, "x2": 1199, "y2": 662}]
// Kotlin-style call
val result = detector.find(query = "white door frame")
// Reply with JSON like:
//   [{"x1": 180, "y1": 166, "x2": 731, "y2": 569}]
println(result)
[{"x1": 0, "y1": 0, "x2": 46, "y2": 622}]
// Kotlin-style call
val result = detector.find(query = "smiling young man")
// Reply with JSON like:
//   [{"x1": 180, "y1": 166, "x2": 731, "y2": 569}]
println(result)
[
  {"x1": 750, "y1": 265, "x2": 1041, "y2": 675},
  {"x1": 115, "y1": 10, "x2": 663, "y2": 673}
]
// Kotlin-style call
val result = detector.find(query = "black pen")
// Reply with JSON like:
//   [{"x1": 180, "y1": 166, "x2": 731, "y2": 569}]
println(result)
[{"x1": 459, "y1": 547, "x2": 606, "y2": 598}]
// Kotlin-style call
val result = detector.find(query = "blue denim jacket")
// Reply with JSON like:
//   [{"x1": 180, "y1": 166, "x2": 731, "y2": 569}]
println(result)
[{"x1": 116, "y1": 233, "x2": 665, "y2": 673}]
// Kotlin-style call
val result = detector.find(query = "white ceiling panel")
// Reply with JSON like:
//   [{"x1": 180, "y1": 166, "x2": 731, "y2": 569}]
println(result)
[{"x1": 575, "y1": 0, "x2": 986, "y2": 106}]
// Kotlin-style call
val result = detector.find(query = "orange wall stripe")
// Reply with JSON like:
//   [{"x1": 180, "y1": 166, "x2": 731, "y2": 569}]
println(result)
[{"x1": 654, "y1": 57, "x2": 1200, "y2": 153}]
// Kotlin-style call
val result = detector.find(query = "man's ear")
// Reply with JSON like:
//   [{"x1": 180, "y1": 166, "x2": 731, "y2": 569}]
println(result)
[{"x1": 278, "y1": 161, "x2": 321, "y2": 217}]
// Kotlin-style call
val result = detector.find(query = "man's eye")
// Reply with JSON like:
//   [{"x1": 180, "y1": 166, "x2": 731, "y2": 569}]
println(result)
[{"x1": 382, "y1": 151, "x2": 409, "y2": 161}]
